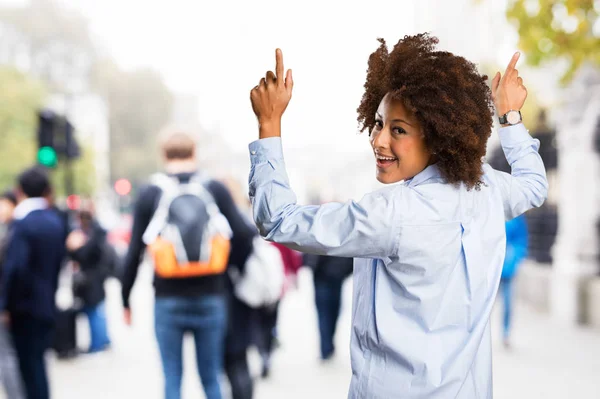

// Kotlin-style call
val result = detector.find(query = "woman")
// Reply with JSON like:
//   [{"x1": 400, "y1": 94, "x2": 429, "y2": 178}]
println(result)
[
  {"x1": 248, "y1": 34, "x2": 547, "y2": 398},
  {"x1": 67, "y1": 207, "x2": 111, "y2": 353}
]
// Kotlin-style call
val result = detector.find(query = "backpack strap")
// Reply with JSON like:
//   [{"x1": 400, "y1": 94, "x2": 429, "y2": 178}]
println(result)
[
  {"x1": 185, "y1": 174, "x2": 221, "y2": 216},
  {"x1": 142, "y1": 173, "x2": 182, "y2": 245},
  {"x1": 187, "y1": 175, "x2": 233, "y2": 239}
]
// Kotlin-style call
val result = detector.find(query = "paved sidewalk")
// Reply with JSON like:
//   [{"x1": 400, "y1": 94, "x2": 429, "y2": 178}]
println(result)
[{"x1": 6, "y1": 266, "x2": 600, "y2": 398}]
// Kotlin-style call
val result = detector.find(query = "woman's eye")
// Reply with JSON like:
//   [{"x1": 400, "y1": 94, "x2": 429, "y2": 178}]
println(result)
[
  {"x1": 393, "y1": 127, "x2": 406, "y2": 135},
  {"x1": 374, "y1": 120, "x2": 383, "y2": 128}
]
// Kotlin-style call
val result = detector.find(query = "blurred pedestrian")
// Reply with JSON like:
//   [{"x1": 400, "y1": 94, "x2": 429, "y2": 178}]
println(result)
[
  {"x1": 500, "y1": 214, "x2": 528, "y2": 349},
  {"x1": 304, "y1": 254, "x2": 353, "y2": 361},
  {"x1": 67, "y1": 204, "x2": 112, "y2": 353},
  {"x1": 0, "y1": 190, "x2": 25, "y2": 399},
  {"x1": 0, "y1": 167, "x2": 67, "y2": 399},
  {"x1": 121, "y1": 129, "x2": 256, "y2": 399},
  {"x1": 251, "y1": 242, "x2": 302, "y2": 378},
  {"x1": 248, "y1": 36, "x2": 547, "y2": 397}
]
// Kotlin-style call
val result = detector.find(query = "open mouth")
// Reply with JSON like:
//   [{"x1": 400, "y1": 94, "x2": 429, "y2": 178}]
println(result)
[{"x1": 375, "y1": 154, "x2": 398, "y2": 169}]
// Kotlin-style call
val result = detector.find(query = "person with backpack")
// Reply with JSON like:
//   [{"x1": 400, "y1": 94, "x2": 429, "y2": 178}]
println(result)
[{"x1": 121, "y1": 129, "x2": 256, "y2": 399}]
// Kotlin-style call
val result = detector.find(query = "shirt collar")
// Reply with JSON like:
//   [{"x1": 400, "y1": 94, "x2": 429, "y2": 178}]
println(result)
[
  {"x1": 13, "y1": 198, "x2": 48, "y2": 220},
  {"x1": 404, "y1": 163, "x2": 443, "y2": 188}
]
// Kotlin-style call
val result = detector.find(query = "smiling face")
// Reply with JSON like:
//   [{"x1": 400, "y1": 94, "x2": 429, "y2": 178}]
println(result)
[{"x1": 370, "y1": 94, "x2": 432, "y2": 184}]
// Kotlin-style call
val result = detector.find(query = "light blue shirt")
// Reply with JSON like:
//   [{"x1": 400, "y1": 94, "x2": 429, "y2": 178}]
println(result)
[{"x1": 248, "y1": 124, "x2": 547, "y2": 398}]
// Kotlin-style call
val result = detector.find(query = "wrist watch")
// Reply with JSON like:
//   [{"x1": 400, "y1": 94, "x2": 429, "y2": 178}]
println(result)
[{"x1": 499, "y1": 110, "x2": 522, "y2": 125}]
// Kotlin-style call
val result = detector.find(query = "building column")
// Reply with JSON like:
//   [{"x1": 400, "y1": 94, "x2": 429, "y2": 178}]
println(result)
[{"x1": 551, "y1": 66, "x2": 600, "y2": 325}]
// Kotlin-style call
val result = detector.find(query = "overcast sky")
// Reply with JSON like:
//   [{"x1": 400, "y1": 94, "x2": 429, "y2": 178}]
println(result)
[{"x1": 4, "y1": 0, "x2": 550, "y2": 157}]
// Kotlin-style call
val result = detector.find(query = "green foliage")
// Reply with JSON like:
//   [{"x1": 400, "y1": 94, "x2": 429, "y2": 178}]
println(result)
[
  {"x1": 0, "y1": 66, "x2": 97, "y2": 197},
  {"x1": 0, "y1": 0, "x2": 95, "y2": 92},
  {"x1": 0, "y1": 0, "x2": 174, "y2": 192},
  {"x1": 0, "y1": 67, "x2": 45, "y2": 191},
  {"x1": 506, "y1": 0, "x2": 600, "y2": 83},
  {"x1": 50, "y1": 141, "x2": 96, "y2": 197}
]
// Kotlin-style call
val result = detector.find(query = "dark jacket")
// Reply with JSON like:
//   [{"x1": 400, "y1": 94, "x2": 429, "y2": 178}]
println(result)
[
  {"x1": 304, "y1": 254, "x2": 354, "y2": 281},
  {"x1": 70, "y1": 221, "x2": 109, "y2": 307},
  {"x1": 0, "y1": 209, "x2": 67, "y2": 322},
  {"x1": 121, "y1": 172, "x2": 256, "y2": 308}
]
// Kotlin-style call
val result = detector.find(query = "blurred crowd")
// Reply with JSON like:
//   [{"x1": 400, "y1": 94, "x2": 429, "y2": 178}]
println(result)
[{"x1": 0, "y1": 129, "x2": 370, "y2": 399}]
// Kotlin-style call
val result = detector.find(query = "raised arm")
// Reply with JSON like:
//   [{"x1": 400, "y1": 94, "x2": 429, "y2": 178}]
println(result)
[
  {"x1": 248, "y1": 49, "x2": 400, "y2": 258},
  {"x1": 248, "y1": 138, "x2": 400, "y2": 258},
  {"x1": 486, "y1": 125, "x2": 548, "y2": 219},
  {"x1": 489, "y1": 52, "x2": 548, "y2": 219}
]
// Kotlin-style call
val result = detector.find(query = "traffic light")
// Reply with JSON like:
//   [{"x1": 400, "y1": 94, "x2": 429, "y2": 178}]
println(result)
[
  {"x1": 37, "y1": 146, "x2": 58, "y2": 168},
  {"x1": 36, "y1": 110, "x2": 80, "y2": 167}
]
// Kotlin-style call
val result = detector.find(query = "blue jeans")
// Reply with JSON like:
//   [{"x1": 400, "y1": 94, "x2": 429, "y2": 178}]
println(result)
[
  {"x1": 154, "y1": 295, "x2": 227, "y2": 399},
  {"x1": 500, "y1": 278, "x2": 513, "y2": 339},
  {"x1": 314, "y1": 278, "x2": 343, "y2": 359},
  {"x1": 83, "y1": 302, "x2": 111, "y2": 352},
  {"x1": 11, "y1": 316, "x2": 53, "y2": 399}
]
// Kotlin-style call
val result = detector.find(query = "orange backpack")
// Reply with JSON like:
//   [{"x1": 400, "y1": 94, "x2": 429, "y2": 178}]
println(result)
[{"x1": 142, "y1": 173, "x2": 232, "y2": 279}]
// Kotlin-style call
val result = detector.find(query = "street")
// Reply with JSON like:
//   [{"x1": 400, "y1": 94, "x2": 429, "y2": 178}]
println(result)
[{"x1": 38, "y1": 266, "x2": 600, "y2": 398}]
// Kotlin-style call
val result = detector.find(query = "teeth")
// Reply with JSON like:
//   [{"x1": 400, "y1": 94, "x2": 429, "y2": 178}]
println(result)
[{"x1": 377, "y1": 156, "x2": 397, "y2": 161}]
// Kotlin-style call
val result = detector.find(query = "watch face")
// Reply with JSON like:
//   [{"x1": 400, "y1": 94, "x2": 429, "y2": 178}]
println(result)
[{"x1": 507, "y1": 110, "x2": 521, "y2": 125}]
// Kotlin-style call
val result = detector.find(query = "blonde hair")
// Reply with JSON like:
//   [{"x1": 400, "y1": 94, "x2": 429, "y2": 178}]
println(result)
[{"x1": 159, "y1": 127, "x2": 197, "y2": 160}]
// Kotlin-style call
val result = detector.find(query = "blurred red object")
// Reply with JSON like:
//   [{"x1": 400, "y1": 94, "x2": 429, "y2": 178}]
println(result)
[
  {"x1": 271, "y1": 242, "x2": 303, "y2": 295},
  {"x1": 66, "y1": 194, "x2": 81, "y2": 210},
  {"x1": 114, "y1": 178, "x2": 132, "y2": 196}
]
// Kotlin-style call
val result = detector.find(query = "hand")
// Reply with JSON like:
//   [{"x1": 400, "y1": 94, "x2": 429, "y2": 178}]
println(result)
[
  {"x1": 66, "y1": 230, "x2": 86, "y2": 251},
  {"x1": 491, "y1": 52, "x2": 528, "y2": 118},
  {"x1": 123, "y1": 308, "x2": 132, "y2": 326},
  {"x1": 250, "y1": 48, "x2": 294, "y2": 139}
]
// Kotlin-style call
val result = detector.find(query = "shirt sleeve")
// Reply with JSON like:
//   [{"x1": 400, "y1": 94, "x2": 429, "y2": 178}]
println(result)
[
  {"x1": 248, "y1": 137, "x2": 400, "y2": 258},
  {"x1": 485, "y1": 124, "x2": 549, "y2": 220},
  {"x1": 121, "y1": 185, "x2": 159, "y2": 309}
]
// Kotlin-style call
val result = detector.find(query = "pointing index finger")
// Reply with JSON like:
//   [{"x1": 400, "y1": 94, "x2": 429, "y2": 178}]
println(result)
[
  {"x1": 276, "y1": 48, "x2": 284, "y2": 84},
  {"x1": 505, "y1": 52, "x2": 520, "y2": 74}
]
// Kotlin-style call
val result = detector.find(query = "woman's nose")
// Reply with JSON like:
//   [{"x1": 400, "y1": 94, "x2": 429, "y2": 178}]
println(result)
[{"x1": 371, "y1": 127, "x2": 390, "y2": 149}]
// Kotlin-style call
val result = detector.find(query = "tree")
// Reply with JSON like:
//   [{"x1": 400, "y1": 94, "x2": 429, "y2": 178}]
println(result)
[
  {"x1": 506, "y1": 0, "x2": 600, "y2": 83},
  {"x1": 0, "y1": 0, "x2": 174, "y2": 192},
  {"x1": 0, "y1": 0, "x2": 98, "y2": 197},
  {"x1": 92, "y1": 60, "x2": 173, "y2": 185},
  {"x1": 0, "y1": 67, "x2": 45, "y2": 190},
  {"x1": 50, "y1": 141, "x2": 97, "y2": 196},
  {"x1": 0, "y1": 0, "x2": 95, "y2": 93}
]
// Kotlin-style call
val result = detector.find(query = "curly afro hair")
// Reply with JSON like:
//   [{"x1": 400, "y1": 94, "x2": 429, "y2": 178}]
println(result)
[{"x1": 357, "y1": 33, "x2": 494, "y2": 190}]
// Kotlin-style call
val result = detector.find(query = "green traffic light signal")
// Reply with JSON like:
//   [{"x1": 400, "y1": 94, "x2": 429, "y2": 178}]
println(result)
[{"x1": 37, "y1": 146, "x2": 58, "y2": 168}]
